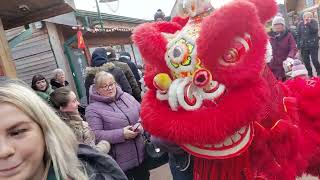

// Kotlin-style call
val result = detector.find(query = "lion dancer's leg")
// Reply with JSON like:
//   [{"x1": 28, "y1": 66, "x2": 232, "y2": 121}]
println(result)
[{"x1": 194, "y1": 151, "x2": 253, "y2": 180}]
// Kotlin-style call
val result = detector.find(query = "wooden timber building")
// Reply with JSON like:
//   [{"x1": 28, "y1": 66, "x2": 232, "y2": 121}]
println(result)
[
  {"x1": 3, "y1": 7, "x2": 148, "y2": 102},
  {"x1": 0, "y1": 0, "x2": 74, "y2": 78}
]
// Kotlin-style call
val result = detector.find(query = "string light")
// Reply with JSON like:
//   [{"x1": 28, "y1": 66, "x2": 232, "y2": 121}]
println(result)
[
  {"x1": 90, "y1": 27, "x2": 134, "y2": 33},
  {"x1": 72, "y1": 26, "x2": 134, "y2": 33}
]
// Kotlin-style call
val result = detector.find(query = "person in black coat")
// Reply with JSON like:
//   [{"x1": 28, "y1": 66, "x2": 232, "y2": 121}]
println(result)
[
  {"x1": 78, "y1": 144, "x2": 128, "y2": 180},
  {"x1": 50, "y1": 69, "x2": 70, "y2": 89},
  {"x1": 297, "y1": 12, "x2": 320, "y2": 77},
  {"x1": 105, "y1": 47, "x2": 141, "y2": 102},
  {"x1": 85, "y1": 49, "x2": 132, "y2": 102},
  {"x1": 154, "y1": 9, "x2": 166, "y2": 21},
  {"x1": 119, "y1": 52, "x2": 141, "y2": 88}
]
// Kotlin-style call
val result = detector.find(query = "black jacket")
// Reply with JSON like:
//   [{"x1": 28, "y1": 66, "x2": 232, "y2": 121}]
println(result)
[
  {"x1": 50, "y1": 79, "x2": 69, "y2": 90},
  {"x1": 108, "y1": 58, "x2": 141, "y2": 102},
  {"x1": 85, "y1": 63, "x2": 132, "y2": 102},
  {"x1": 90, "y1": 48, "x2": 141, "y2": 102},
  {"x1": 289, "y1": 26, "x2": 299, "y2": 44},
  {"x1": 119, "y1": 52, "x2": 141, "y2": 84},
  {"x1": 78, "y1": 144, "x2": 128, "y2": 180},
  {"x1": 297, "y1": 19, "x2": 319, "y2": 49}
]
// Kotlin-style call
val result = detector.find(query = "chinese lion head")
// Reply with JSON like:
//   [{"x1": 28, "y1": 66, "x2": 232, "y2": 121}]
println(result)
[{"x1": 133, "y1": 0, "x2": 320, "y2": 179}]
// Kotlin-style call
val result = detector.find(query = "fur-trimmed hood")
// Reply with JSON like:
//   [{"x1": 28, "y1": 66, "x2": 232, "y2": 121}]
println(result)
[{"x1": 86, "y1": 62, "x2": 116, "y2": 77}]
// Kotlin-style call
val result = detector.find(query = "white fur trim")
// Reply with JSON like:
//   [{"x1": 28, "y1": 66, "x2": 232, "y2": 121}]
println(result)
[
  {"x1": 177, "y1": 78, "x2": 203, "y2": 111},
  {"x1": 292, "y1": 69, "x2": 308, "y2": 77},
  {"x1": 265, "y1": 41, "x2": 273, "y2": 63},
  {"x1": 201, "y1": 83, "x2": 226, "y2": 100},
  {"x1": 168, "y1": 79, "x2": 184, "y2": 111},
  {"x1": 235, "y1": 37, "x2": 249, "y2": 51},
  {"x1": 156, "y1": 91, "x2": 169, "y2": 101}
]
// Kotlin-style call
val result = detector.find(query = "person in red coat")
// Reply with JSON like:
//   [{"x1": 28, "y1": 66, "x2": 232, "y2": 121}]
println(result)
[{"x1": 268, "y1": 16, "x2": 298, "y2": 81}]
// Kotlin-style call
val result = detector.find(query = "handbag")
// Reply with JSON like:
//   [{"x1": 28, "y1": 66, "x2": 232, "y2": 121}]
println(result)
[{"x1": 142, "y1": 132, "x2": 169, "y2": 170}]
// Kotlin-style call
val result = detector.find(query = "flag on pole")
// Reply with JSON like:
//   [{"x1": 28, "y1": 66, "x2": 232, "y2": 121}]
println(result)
[{"x1": 77, "y1": 30, "x2": 86, "y2": 49}]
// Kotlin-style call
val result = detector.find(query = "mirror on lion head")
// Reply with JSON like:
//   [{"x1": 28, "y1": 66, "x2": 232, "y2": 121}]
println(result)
[{"x1": 174, "y1": 0, "x2": 213, "y2": 18}]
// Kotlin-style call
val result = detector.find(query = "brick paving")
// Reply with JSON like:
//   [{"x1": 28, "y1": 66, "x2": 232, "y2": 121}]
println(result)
[
  {"x1": 150, "y1": 164, "x2": 172, "y2": 180},
  {"x1": 149, "y1": 165, "x2": 318, "y2": 180},
  {"x1": 298, "y1": 175, "x2": 319, "y2": 180}
]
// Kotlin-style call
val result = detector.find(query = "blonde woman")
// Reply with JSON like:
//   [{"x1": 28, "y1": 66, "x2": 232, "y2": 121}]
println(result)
[
  {"x1": 0, "y1": 79, "x2": 127, "y2": 180},
  {"x1": 86, "y1": 72, "x2": 149, "y2": 180}
]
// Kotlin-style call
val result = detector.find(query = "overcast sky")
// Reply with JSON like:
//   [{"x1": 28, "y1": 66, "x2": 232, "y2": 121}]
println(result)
[{"x1": 74, "y1": 0, "x2": 285, "y2": 20}]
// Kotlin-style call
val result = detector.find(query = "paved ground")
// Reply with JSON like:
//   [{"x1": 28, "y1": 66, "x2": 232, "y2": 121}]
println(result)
[
  {"x1": 297, "y1": 175, "x2": 319, "y2": 180},
  {"x1": 149, "y1": 164, "x2": 319, "y2": 180},
  {"x1": 150, "y1": 164, "x2": 172, "y2": 180}
]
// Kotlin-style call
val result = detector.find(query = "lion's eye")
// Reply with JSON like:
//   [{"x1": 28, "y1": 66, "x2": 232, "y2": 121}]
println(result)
[
  {"x1": 222, "y1": 48, "x2": 239, "y2": 63},
  {"x1": 220, "y1": 34, "x2": 251, "y2": 65}
]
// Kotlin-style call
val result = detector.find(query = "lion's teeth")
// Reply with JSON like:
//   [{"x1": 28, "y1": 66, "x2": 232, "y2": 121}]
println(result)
[
  {"x1": 214, "y1": 143, "x2": 223, "y2": 148},
  {"x1": 231, "y1": 133, "x2": 241, "y2": 142},
  {"x1": 204, "y1": 144, "x2": 212, "y2": 148},
  {"x1": 238, "y1": 126, "x2": 246, "y2": 134},
  {"x1": 223, "y1": 137, "x2": 233, "y2": 146}
]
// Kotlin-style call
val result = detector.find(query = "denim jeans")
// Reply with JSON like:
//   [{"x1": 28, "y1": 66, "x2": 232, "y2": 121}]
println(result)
[{"x1": 168, "y1": 153, "x2": 193, "y2": 180}]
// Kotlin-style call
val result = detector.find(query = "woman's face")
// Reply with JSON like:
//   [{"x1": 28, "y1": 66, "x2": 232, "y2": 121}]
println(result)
[
  {"x1": 56, "y1": 72, "x2": 65, "y2": 84},
  {"x1": 97, "y1": 76, "x2": 117, "y2": 98},
  {"x1": 303, "y1": 14, "x2": 312, "y2": 23},
  {"x1": 60, "y1": 92, "x2": 80, "y2": 113},
  {"x1": 35, "y1": 79, "x2": 47, "y2": 91},
  {"x1": 0, "y1": 103, "x2": 45, "y2": 180},
  {"x1": 273, "y1": 24, "x2": 284, "y2": 33}
]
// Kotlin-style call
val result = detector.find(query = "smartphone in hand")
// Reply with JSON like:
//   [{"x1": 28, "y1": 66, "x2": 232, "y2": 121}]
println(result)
[{"x1": 133, "y1": 123, "x2": 141, "y2": 132}]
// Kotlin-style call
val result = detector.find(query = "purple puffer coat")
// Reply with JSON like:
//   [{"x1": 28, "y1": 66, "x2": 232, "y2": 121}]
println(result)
[
  {"x1": 268, "y1": 29, "x2": 298, "y2": 81},
  {"x1": 85, "y1": 85, "x2": 145, "y2": 172}
]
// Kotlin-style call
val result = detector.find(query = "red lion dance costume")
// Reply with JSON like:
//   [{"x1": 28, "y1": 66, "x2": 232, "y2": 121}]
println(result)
[{"x1": 133, "y1": 0, "x2": 320, "y2": 179}]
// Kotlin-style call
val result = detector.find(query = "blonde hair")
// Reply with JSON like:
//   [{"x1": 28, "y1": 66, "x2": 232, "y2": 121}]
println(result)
[
  {"x1": 303, "y1": 12, "x2": 313, "y2": 18},
  {"x1": 94, "y1": 71, "x2": 115, "y2": 87},
  {"x1": 53, "y1": 69, "x2": 65, "y2": 79},
  {"x1": 0, "y1": 80, "x2": 87, "y2": 180}
]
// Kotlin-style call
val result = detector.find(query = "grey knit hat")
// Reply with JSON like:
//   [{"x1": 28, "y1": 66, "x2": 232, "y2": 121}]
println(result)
[{"x1": 272, "y1": 16, "x2": 285, "y2": 27}]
